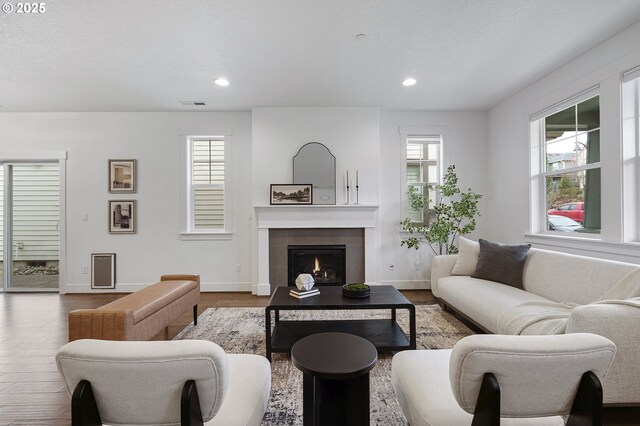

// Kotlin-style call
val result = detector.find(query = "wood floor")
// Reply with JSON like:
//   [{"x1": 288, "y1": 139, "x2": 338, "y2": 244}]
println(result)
[{"x1": 0, "y1": 291, "x2": 637, "y2": 425}]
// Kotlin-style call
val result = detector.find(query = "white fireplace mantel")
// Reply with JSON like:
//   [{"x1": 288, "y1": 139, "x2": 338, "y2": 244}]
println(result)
[{"x1": 254, "y1": 204, "x2": 380, "y2": 295}]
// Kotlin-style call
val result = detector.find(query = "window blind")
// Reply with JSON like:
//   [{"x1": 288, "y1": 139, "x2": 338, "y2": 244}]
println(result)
[{"x1": 191, "y1": 138, "x2": 225, "y2": 230}]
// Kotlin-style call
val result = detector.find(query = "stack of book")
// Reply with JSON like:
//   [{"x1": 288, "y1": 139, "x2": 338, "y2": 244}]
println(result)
[{"x1": 289, "y1": 287, "x2": 320, "y2": 299}]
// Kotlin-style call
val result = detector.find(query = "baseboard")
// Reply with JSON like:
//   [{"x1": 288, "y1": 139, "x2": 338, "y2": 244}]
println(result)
[
  {"x1": 63, "y1": 281, "x2": 254, "y2": 293},
  {"x1": 62, "y1": 280, "x2": 429, "y2": 293},
  {"x1": 378, "y1": 280, "x2": 430, "y2": 290},
  {"x1": 254, "y1": 282, "x2": 271, "y2": 296}
]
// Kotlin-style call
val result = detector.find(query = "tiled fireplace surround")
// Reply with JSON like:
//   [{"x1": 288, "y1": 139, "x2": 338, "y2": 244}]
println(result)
[
  {"x1": 269, "y1": 228, "x2": 365, "y2": 289},
  {"x1": 254, "y1": 205, "x2": 379, "y2": 295}
]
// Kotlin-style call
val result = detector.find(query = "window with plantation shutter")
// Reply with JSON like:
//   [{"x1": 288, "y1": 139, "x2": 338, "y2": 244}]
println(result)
[{"x1": 188, "y1": 137, "x2": 226, "y2": 232}]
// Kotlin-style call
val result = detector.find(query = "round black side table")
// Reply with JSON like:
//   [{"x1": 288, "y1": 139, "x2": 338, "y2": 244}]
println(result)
[{"x1": 291, "y1": 332, "x2": 378, "y2": 426}]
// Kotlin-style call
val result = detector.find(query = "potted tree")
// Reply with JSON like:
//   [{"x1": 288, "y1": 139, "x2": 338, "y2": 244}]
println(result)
[{"x1": 401, "y1": 165, "x2": 481, "y2": 255}]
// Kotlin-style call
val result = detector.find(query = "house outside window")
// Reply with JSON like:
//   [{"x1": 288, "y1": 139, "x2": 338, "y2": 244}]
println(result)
[
  {"x1": 187, "y1": 136, "x2": 226, "y2": 232},
  {"x1": 405, "y1": 135, "x2": 442, "y2": 224},
  {"x1": 533, "y1": 92, "x2": 601, "y2": 235}
]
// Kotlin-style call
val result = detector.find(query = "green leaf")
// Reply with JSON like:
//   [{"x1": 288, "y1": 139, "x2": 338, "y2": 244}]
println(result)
[{"x1": 400, "y1": 164, "x2": 482, "y2": 255}]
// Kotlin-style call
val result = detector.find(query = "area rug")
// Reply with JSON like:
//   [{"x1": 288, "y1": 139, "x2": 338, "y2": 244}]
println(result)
[{"x1": 174, "y1": 305, "x2": 473, "y2": 425}]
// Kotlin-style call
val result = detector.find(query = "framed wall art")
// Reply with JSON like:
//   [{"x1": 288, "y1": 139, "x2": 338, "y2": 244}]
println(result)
[
  {"x1": 270, "y1": 184, "x2": 313, "y2": 205},
  {"x1": 109, "y1": 200, "x2": 136, "y2": 234},
  {"x1": 109, "y1": 159, "x2": 136, "y2": 193}
]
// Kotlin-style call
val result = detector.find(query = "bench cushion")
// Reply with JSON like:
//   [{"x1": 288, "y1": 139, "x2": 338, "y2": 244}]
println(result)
[{"x1": 99, "y1": 280, "x2": 198, "y2": 324}]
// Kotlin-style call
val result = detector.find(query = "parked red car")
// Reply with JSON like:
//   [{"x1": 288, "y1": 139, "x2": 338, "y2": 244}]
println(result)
[{"x1": 547, "y1": 202, "x2": 584, "y2": 224}]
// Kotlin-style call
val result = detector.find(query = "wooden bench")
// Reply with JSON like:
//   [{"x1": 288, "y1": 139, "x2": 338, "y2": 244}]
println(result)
[{"x1": 68, "y1": 274, "x2": 200, "y2": 341}]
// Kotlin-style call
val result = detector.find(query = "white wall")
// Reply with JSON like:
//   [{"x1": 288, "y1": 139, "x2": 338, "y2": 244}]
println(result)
[
  {"x1": 379, "y1": 111, "x2": 488, "y2": 288},
  {"x1": 1, "y1": 108, "x2": 490, "y2": 292},
  {"x1": 487, "y1": 21, "x2": 640, "y2": 262},
  {"x1": 252, "y1": 107, "x2": 380, "y2": 205},
  {"x1": 0, "y1": 112, "x2": 254, "y2": 292}
]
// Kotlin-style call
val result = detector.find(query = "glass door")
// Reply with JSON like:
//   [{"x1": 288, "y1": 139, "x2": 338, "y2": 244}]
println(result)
[{"x1": 2, "y1": 163, "x2": 60, "y2": 292}]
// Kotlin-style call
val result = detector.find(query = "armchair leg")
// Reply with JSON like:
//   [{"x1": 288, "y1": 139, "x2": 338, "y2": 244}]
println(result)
[
  {"x1": 181, "y1": 379, "x2": 204, "y2": 426},
  {"x1": 193, "y1": 304, "x2": 198, "y2": 325},
  {"x1": 566, "y1": 371, "x2": 603, "y2": 426},
  {"x1": 471, "y1": 373, "x2": 500, "y2": 426},
  {"x1": 71, "y1": 380, "x2": 102, "y2": 426}
]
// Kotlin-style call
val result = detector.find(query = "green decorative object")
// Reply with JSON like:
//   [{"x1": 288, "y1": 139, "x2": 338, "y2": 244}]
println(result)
[
  {"x1": 401, "y1": 165, "x2": 482, "y2": 255},
  {"x1": 342, "y1": 283, "x2": 370, "y2": 298}
]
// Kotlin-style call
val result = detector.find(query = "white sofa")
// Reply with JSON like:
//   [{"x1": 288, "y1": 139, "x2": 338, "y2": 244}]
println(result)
[{"x1": 431, "y1": 247, "x2": 640, "y2": 405}]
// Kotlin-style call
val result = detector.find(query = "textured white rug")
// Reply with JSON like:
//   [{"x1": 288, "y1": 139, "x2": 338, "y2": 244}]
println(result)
[{"x1": 175, "y1": 305, "x2": 473, "y2": 425}]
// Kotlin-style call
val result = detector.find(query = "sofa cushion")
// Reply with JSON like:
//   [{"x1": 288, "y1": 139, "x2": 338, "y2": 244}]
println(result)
[
  {"x1": 99, "y1": 280, "x2": 198, "y2": 323},
  {"x1": 598, "y1": 268, "x2": 640, "y2": 301},
  {"x1": 438, "y1": 276, "x2": 551, "y2": 332},
  {"x1": 451, "y1": 237, "x2": 480, "y2": 276},
  {"x1": 472, "y1": 239, "x2": 530, "y2": 289},
  {"x1": 496, "y1": 300, "x2": 577, "y2": 335},
  {"x1": 522, "y1": 250, "x2": 637, "y2": 304}
]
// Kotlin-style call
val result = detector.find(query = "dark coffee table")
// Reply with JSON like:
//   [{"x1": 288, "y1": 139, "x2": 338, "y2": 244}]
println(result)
[
  {"x1": 292, "y1": 332, "x2": 378, "y2": 426},
  {"x1": 265, "y1": 285, "x2": 416, "y2": 361}
]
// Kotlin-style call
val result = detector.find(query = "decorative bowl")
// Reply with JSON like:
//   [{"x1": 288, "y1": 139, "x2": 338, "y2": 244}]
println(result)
[{"x1": 342, "y1": 283, "x2": 370, "y2": 298}]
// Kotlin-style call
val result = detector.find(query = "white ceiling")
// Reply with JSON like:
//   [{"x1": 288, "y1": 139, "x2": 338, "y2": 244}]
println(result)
[{"x1": 2, "y1": 0, "x2": 640, "y2": 112}]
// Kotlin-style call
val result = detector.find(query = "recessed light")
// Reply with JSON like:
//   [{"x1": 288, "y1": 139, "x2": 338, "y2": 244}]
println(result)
[
  {"x1": 214, "y1": 78, "x2": 230, "y2": 87},
  {"x1": 355, "y1": 33, "x2": 366, "y2": 40},
  {"x1": 402, "y1": 78, "x2": 417, "y2": 87}
]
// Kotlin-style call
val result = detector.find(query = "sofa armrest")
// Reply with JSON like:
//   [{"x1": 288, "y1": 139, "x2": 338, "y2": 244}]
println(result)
[
  {"x1": 68, "y1": 309, "x2": 135, "y2": 342},
  {"x1": 566, "y1": 303, "x2": 640, "y2": 404},
  {"x1": 430, "y1": 255, "x2": 458, "y2": 297}
]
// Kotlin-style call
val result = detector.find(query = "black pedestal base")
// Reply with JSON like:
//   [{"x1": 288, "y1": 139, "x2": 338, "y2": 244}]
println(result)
[{"x1": 303, "y1": 372, "x2": 370, "y2": 426}]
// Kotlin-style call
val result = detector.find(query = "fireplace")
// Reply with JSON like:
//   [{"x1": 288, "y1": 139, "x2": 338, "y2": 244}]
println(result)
[{"x1": 288, "y1": 245, "x2": 346, "y2": 286}]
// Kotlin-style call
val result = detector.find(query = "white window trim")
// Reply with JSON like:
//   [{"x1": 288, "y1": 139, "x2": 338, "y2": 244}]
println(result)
[
  {"x1": 398, "y1": 127, "x2": 447, "y2": 232},
  {"x1": 180, "y1": 135, "x2": 233, "y2": 240},
  {"x1": 622, "y1": 71, "x2": 640, "y2": 242},
  {"x1": 530, "y1": 90, "x2": 602, "y2": 239},
  {"x1": 0, "y1": 151, "x2": 67, "y2": 293}
]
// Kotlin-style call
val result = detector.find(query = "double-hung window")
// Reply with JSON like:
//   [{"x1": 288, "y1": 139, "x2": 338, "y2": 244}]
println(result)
[
  {"x1": 405, "y1": 135, "x2": 442, "y2": 224},
  {"x1": 187, "y1": 136, "x2": 226, "y2": 233},
  {"x1": 532, "y1": 89, "x2": 601, "y2": 235}
]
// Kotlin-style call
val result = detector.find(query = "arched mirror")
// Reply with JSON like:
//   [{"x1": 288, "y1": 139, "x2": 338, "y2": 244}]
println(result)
[{"x1": 293, "y1": 142, "x2": 336, "y2": 205}]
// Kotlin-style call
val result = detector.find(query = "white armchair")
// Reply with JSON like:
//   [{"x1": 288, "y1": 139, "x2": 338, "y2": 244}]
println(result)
[
  {"x1": 392, "y1": 333, "x2": 616, "y2": 426},
  {"x1": 56, "y1": 339, "x2": 271, "y2": 426}
]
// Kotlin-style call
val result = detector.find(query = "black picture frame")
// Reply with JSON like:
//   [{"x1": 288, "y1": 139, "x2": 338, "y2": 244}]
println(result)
[
  {"x1": 270, "y1": 184, "x2": 313, "y2": 205},
  {"x1": 109, "y1": 200, "x2": 136, "y2": 233}
]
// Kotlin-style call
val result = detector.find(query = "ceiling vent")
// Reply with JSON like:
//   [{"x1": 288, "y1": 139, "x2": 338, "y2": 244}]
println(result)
[{"x1": 180, "y1": 101, "x2": 206, "y2": 106}]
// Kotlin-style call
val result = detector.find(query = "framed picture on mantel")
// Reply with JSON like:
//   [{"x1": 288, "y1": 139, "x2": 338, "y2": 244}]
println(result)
[{"x1": 270, "y1": 184, "x2": 313, "y2": 205}]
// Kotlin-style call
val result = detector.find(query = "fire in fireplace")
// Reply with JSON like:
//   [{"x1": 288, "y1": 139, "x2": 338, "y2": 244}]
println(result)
[{"x1": 287, "y1": 245, "x2": 346, "y2": 286}]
